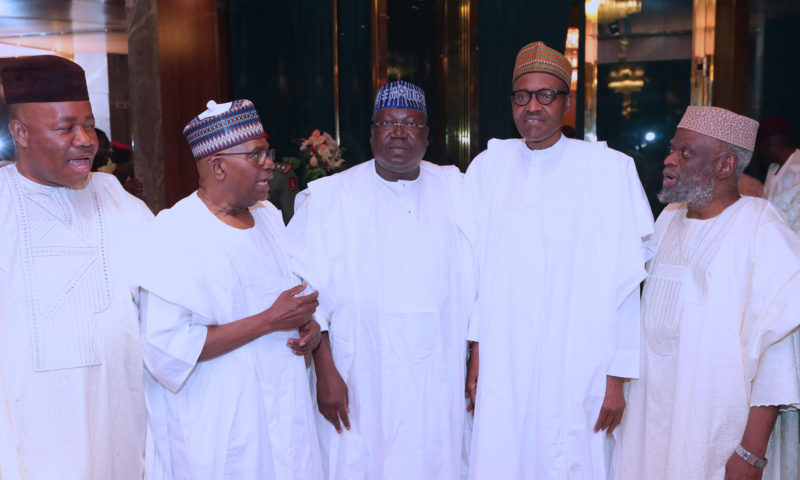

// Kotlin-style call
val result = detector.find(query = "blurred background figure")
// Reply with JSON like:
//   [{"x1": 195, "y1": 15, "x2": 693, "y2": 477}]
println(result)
[
  {"x1": 91, "y1": 128, "x2": 144, "y2": 197},
  {"x1": 758, "y1": 117, "x2": 800, "y2": 201}
]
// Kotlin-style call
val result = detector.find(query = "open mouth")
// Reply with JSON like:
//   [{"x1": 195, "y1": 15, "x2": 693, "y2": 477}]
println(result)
[
  {"x1": 256, "y1": 175, "x2": 272, "y2": 187},
  {"x1": 68, "y1": 158, "x2": 92, "y2": 173},
  {"x1": 662, "y1": 172, "x2": 678, "y2": 188}
]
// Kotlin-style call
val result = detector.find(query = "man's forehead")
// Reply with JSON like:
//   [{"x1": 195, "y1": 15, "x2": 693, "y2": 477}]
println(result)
[
  {"x1": 218, "y1": 136, "x2": 268, "y2": 153},
  {"x1": 16, "y1": 100, "x2": 93, "y2": 120},
  {"x1": 374, "y1": 108, "x2": 426, "y2": 119},
  {"x1": 512, "y1": 71, "x2": 567, "y2": 89},
  {"x1": 671, "y1": 128, "x2": 720, "y2": 149}
]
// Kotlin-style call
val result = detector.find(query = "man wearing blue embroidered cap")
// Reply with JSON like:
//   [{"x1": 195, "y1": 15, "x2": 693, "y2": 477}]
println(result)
[
  {"x1": 134, "y1": 99, "x2": 323, "y2": 479},
  {"x1": 286, "y1": 81, "x2": 477, "y2": 479}
]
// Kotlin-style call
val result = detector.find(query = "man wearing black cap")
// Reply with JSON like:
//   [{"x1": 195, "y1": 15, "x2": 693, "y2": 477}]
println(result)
[{"x1": 0, "y1": 55, "x2": 153, "y2": 478}]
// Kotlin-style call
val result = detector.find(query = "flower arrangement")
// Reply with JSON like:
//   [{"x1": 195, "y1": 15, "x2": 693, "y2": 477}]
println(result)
[{"x1": 284, "y1": 129, "x2": 345, "y2": 186}]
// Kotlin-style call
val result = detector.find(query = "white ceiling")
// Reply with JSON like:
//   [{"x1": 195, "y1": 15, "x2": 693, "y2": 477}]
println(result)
[{"x1": 0, "y1": 0, "x2": 127, "y2": 57}]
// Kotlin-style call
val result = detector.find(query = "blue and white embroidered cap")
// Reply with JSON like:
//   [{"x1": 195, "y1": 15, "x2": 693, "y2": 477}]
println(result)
[
  {"x1": 183, "y1": 99, "x2": 266, "y2": 160},
  {"x1": 372, "y1": 80, "x2": 427, "y2": 118}
]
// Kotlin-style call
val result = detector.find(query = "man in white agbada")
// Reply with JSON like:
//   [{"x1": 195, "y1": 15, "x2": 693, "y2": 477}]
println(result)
[
  {"x1": 618, "y1": 106, "x2": 800, "y2": 480},
  {"x1": 0, "y1": 55, "x2": 153, "y2": 478},
  {"x1": 755, "y1": 116, "x2": 800, "y2": 480},
  {"x1": 135, "y1": 99, "x2": 323, "y2": 480},
  {"x1": 758, "y1": 117, "x2": 800, "y2": 201},
  {"x1": 464, "y1": 41, "x2": 654, "y2": 480},
  {"x1": 286, "y1": 81, "x2": 476, "y2": 480}
]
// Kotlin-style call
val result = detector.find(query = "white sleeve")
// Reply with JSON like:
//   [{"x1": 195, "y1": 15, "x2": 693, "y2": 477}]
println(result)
[
  {"x1": 286, "y1": 189, "x2": 335, "y2": 331},
  {"x1": 750, "y1": 329, "x2": 800, "y2": 409},
  {"x1": 140, "y1": 289, "x2": 208, "y2": 393},
  {"x1": 606, "y1": 287, "x2": 641, "y2": 379}
]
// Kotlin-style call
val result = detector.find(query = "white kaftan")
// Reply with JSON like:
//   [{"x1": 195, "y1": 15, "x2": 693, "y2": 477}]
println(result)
[
  {"x1": 286, "y1": 161, "x2": 477, "y2": 480},
  {"x1": 0, "y1": 168, "x2": 153, "y2": 479},
  {"x1": 619, "y1": 197, "x2": 800, "y2": 479},
  {"x1": 465, "y1": 136, "x2": 654, "y2": 480},
  {"x1": 135, "y1": 193, "x2": 322, "y2": 480},
  {"x1": 764, "y1": 149, "x2": 800, "y2": 201}
]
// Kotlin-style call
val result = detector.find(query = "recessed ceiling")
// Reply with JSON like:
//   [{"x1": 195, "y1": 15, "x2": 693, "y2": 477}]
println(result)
[{"x1": 0, "y1": 0, "x2": 126, "y2": 57}]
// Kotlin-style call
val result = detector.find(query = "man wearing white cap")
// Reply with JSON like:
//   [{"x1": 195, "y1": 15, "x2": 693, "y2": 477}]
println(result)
[
  {"x1": 0, "y1": 55, "x2": 153, "y2": 479},
  {"x1": 465, "y1": 42, "x2": 653, "y2": 479},
  {"x1": 618, "y1": 106, "x2": 800, "y2": 479},
  {"x1": 286, "y1": 80, "x2": 476, "y2": 479},
  {"x1": 134, "y1": 99, "x2": 323, "y2": 479}
]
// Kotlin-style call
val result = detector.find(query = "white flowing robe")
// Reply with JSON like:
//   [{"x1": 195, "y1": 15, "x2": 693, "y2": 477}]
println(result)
[
  {"x1": 763, "y1": 149, "x2": 800, "y2": 201},
  {"x1": 286, "y1": 161, "x2": 477, "y2": 480},
  {"x1": 619, "y1": 197, "x2": 800, "y2": 479},
  {"x1": 135, "y1": 193, "x2": 322, "y2": 480},
  {"x1": 0, "y1": 167, "x2": 153, "y2": 479},
  {"x1": 765, "y1": 183, "x2": 800, "y2": 480},
  {"x1": 465, "y1": 136, "x2": 654, "y2": 480}
]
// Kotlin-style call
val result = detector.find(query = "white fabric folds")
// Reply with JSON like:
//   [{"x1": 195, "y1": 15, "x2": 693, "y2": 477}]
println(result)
[
  {"x1": 465, "y1": 136, "x2": 654, "y2": 479},
  {"x1": 134, "y1": 193, "x2": 322, "y2": 480}
]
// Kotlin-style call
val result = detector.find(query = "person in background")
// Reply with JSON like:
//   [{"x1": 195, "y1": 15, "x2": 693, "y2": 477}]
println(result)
[{"x1": 760, "y1": 117, "x2": 800, "y2": 201}]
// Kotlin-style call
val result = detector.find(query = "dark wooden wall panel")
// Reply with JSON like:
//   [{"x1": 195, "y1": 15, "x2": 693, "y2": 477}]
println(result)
[{"x1": 157, "y1": 0, "x2": 228, "y2": 207}]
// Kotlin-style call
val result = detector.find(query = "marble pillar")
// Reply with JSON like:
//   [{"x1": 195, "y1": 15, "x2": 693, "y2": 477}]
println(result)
[{"x1": 125, "y1": 0, "x2": 165, "y2": 212}]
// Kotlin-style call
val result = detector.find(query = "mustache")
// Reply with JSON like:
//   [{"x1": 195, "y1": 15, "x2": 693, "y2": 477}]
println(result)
[{"x1": 521, "y1": 111, "x2": 547, "y2": 119}]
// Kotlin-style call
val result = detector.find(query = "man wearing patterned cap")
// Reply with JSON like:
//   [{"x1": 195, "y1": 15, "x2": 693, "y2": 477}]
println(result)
[
  {"x1": 134, "y1": 99, "x2": 323, "y2": 479},
  {"x1": 465, "y1": 41, "x2": 654, "y2": 479},
  {"x1": 0, "y1": 55, "x2": 153, "y2": 478},
  {"x1": 618, "y1": 106, "x2": 800, "y2": 479},
  {"x1": 286, "y1": 80, "x2": 477, "y2": 479}
]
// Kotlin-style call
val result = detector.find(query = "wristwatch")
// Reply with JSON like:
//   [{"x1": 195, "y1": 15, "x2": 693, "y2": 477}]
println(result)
[{"x1": 735, "y1": 444, "x2": 768, "y2": 469}]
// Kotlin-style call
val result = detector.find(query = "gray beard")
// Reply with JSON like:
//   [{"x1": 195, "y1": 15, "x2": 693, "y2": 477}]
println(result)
[{"x1": 657, "y1": 170, "x2": 715, "y2": 206}]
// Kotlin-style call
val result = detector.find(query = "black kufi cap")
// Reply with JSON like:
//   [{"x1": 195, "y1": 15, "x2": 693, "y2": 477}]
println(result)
[{"x1": 1, "y1": 55, "x2": 89, "y2": 104}]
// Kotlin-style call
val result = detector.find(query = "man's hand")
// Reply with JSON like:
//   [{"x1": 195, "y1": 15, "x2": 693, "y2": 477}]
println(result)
[
  {"x1": 725, "y1": 452, "x2": 764, "y2": 480},
  {"x1": 594, "y1": 375, "x2": 625, "y2": 435},
  {"x1": 287, "y1": 320, "x2": 321, "y2": 355},
  {"x1": 466, "y1": 341, "x2": 479, "y2": 413},
  {"x1": 724, "y1": 405, "x2": 778, "y2": 480},
  {"x1": 123, "y1": 176, "x2": 144, "y2": 197},
  {"x1": 264, "y1": 283, "x2": 319, "y2": 333},
  {"x1": 317, "y1": 362, "x2": 350, "y2": 433}
]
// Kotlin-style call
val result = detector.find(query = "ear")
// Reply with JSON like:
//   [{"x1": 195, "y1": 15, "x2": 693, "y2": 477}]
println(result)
[
  {"x1": 715, "y1": 152, "x2": 737, "y2": 179},
  {"x1": 207, "y1": 156, "x2": 226, "y2": 181},
  {"x1": 8, "y1": 119, "x2": 28, "y2": 149},
  {"x1": 564, "y1": 94, "x2": 574, "y2": 114}
]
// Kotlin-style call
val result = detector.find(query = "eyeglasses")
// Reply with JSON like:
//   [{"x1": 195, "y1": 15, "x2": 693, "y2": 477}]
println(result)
[
  {"x1": 214, "y1": 148, "x2": 275, "y2": 167},
  {"x1": 510, "y1": 89, "x2": 569, "y2": 106},
  {"x1": 372, "y1": 120, "x2": 427, "y2": 132}
]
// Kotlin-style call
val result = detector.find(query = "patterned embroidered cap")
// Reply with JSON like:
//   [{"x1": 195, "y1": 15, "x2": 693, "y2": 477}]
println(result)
[
  {"x1": 677, "y1": 106, "x2": 759, "y2": 151},
  {"x1": 183, "y1": 99, "x2": 266, "y2": 160},
  {"x1": 1, "y1": 55, "x2": 89, "y2": 104},
  {"x1": 373, "y1": 80, "x2": 427, "y2": 118},
  {"x1": 513, "y1": 41, "x2": 572, "y2": 88}
]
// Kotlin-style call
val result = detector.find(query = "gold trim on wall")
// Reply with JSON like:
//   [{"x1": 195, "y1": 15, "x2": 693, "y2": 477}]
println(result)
[
  {"x1": 370, "y1": 0, "x2": 387, "y2": 96},
  {"x1": 332, "y1": 0, "x2": 341, "y2": 143}
]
